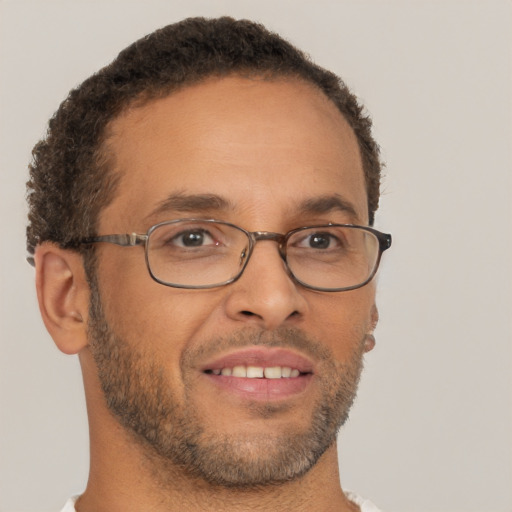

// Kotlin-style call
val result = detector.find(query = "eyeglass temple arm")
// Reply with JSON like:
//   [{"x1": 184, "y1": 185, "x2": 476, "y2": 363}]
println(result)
[
  {"x1": 26, "y1": 233, "x2": 147, "y2": 267},
  {"x1": 81, "y1": 233, "x2": 148, "y2": 246}
]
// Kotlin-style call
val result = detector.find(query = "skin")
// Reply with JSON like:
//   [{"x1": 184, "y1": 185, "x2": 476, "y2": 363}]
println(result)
[{"x1": 35, "y1": 76, "x2": 378, "y2": 512}]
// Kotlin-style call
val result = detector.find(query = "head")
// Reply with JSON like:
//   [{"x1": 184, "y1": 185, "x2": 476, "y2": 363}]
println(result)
[{"x1": 28, "y1": 17, "x2": 386, "y2": 489}]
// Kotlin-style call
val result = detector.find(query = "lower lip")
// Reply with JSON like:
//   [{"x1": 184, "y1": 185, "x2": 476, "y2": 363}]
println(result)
[{"x1": 204, "y1": 373, "x2": 312, "y2": 401}]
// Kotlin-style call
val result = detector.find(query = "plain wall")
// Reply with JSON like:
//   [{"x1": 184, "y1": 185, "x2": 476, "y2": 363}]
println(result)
[{"x1": 1, "y1": 1, "x2": 511, "y2": 511}]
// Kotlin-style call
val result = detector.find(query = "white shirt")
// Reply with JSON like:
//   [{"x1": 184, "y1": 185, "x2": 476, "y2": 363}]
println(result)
[{"x1": 61, "y1": 492, "x2": 383, "y2": 511}]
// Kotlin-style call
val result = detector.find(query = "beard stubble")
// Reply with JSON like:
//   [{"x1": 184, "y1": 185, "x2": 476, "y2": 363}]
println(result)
[{"x1": 86, "y1": 274, "x2": 366, "y2": 489}]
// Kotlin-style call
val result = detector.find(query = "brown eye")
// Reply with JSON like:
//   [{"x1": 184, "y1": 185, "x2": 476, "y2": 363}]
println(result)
[
  {"x1": 295, "y1": 231, "x2": 340, "y2": 250},
  {"x1": 176, "y1": 230, "x2": 208, "y2": 247},
  {"x1": 308, "y1": 232, "x2": 333, "y2": 249}
]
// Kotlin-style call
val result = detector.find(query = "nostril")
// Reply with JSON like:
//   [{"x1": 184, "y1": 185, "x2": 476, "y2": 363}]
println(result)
[{"x1": 240, "y1": 310, "x2": 256, "y2": 317}]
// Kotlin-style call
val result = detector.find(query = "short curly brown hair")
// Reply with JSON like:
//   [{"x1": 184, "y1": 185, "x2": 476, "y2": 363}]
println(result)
[{"x1": 26, "y1": 16, "x2": 382, "y2": 257}]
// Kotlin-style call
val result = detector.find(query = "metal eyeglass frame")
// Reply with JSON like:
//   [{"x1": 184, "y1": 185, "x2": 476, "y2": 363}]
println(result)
[{"x1": 78, "y1": 219, "x2": 392, "y2": 292}]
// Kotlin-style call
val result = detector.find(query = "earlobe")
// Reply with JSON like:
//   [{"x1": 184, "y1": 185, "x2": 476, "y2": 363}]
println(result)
[
  {"x1": 34, "y1": 242, "x2": 90, "y2": 355},
  {"x1": 363, "y1": 304, "x2": 379, "y2": 353},
  {"x1": 363, "y1": 333, "x2": 376, "y2": 352}
]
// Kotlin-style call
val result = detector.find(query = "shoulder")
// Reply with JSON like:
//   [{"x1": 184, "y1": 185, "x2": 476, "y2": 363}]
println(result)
[
  {"x1": 60, "y1": 495, "x2": 79, "y2": 512},
  {"x1": 346, "y1": 490, "x2": 384, "y2": 512}
]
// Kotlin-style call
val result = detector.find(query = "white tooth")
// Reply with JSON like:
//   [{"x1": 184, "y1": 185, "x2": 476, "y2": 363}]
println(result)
[
  {"x1": 247, "y1": 366, "x2": 264, "y2": 378},
  {"x1": 290, "y1": 369, "x2": 300, "y2": 378},
  {"x1": 221, "y1": 367, "x2": 232, "y2": 376},
  {"x1": 264, "y1": 366, "x2": 282, "y2": 379},
  {"x1": 212, "y1": 369, "x2": 221, "y2": 375},
  {"x1": 232, "y1": 365, "x2": 247, "y2": 377},
  {"x1": 281, "y1": 367, "x2": 292, "y2": 378}
]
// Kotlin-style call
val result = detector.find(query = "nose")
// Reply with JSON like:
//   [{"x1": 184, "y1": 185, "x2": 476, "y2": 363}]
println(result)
[{"x1": 223, "y1": 241, "x2": 308, "y2": 330}]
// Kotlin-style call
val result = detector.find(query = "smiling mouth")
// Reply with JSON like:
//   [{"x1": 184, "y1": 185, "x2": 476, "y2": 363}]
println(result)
[
  {"x1": 199, "y1": 347, "x2": 315, "y2": 400},
  {"x1": 204, "y1": 365, "x2": 309, "y2": 379}
]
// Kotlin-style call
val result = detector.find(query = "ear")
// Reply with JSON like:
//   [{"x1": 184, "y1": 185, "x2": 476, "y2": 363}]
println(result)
[
  {"x1": 363, "y1": 304, "x2": 379, "y2": 353},
  {"x1": 34, "y1": 242, "x2": 90, "y2": 354}
]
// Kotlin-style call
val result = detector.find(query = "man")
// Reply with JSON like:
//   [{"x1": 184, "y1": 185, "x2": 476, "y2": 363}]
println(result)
[{"x1": 27, "y1": 17, "x2": 391, "y2": 512}]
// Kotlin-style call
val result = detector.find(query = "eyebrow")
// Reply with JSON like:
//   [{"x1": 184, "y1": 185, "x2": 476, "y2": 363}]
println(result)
[
  {"x1": 145, "y1": 192, "x2": 234, "y2": 221},
  {"x1": 297, "y1": 194, "x2": 359, "y2": 220}
]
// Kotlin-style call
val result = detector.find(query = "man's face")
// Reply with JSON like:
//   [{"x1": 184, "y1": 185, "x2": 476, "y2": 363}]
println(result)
[{"x1": 87, "y1": 76, "x2": 376, "y2": 486}]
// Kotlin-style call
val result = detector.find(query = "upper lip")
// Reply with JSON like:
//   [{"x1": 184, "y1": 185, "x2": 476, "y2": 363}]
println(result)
[{"x1": 200, "y1": 347, "x2": 315, "y2": 374}]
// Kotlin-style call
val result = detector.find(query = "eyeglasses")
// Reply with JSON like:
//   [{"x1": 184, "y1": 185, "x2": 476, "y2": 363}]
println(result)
[{"x1": 79, "y1": 219, "x2": 392, "y2": 292}]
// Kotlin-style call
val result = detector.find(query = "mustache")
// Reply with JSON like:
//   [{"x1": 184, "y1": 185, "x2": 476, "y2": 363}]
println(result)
[{"x1": 180, "y1": 327, "x2": 335, "y2": 370}]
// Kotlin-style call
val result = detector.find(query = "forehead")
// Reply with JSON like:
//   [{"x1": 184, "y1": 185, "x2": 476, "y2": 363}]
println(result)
[{"x1": 100, "y1": 76, "x2": 367, "y2": 231}]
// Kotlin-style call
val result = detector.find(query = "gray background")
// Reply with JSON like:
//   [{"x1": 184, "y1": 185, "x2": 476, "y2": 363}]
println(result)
[{"x1": 1, "y1": 1, "x2": 511, "y2": 511}]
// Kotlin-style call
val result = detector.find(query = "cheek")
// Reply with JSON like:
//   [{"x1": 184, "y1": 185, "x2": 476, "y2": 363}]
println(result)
[
  {"x1": 95, "y1": 251, "x2": 219, "y2": 360},
  {"x1": 308, "y1": 286, "x2": 375, "y2": 359}
]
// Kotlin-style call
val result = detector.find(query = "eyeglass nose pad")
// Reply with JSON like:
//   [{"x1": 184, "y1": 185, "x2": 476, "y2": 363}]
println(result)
[{"x1": 238, "y1": 246, "x2": 249, "y2": 267}]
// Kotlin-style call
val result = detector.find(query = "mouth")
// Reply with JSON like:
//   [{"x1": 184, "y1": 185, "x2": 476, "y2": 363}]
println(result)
[{"x1": 200, "y1": 348, "x2": 314, "y2": 401}]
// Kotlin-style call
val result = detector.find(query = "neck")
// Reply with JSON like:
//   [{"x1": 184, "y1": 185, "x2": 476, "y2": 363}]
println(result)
[{"x1": 79, "y1": 440, "x2": 356, "y2": 512}]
